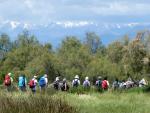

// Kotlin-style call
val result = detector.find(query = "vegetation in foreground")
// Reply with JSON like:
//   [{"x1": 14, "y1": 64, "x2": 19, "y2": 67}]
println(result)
[
  {"x1": 0, "y1": 91, "x2": 77, "y2": 113},
  {"x1": 1, "y1": 86, "x2": 150, "y2": 113},
  {"x1": 59, "y1": 92, "x2": 150, "y2": 113}
]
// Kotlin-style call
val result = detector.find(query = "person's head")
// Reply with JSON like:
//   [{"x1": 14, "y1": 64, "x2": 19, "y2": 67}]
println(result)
[
  {"x1": 98, "y1": 76, "x2": 102, "y2": 80},
  {"x1": 44, "y1": 74, "x2": 48, "y2": 78},
  {"x1": 85, "y1": 76, "x2": 89, "y2": 80},
  {"x1": 63, "y1": 78, "x2": 66, "y2": 82},
  {"x1": 104, "y1": 77, "x2": 107, "y2": 80},
  {"x1": 34, "y1": 76, "x2": 37, "y2": 79},
  {"x1": 56, "y1": 77, "x2": 59, "y2": 81},
  {"x1": 75, "y1": 75, "x2": 79, "y2": 79},
  {"x1": 115, "y1": 78, "x2": 118, "y2": 82},
  {"x1": 8, "y1": 73, "x2": 12, "y2": 77}
]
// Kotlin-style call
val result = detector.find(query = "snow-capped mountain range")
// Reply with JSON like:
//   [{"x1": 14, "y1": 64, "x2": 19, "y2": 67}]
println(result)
[{"x1": 0, "y1": 20, "x2": 150, "y2": 47}]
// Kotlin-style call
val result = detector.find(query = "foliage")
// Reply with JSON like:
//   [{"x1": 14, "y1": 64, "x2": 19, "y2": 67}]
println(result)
[{"x1": 0, "y1": 31, "x2": 150, "y2": 83}]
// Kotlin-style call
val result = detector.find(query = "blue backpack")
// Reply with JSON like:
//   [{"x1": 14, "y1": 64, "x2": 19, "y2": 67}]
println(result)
[
  {"x1": 19, "y1": 76, "x2": 25, "y2": 87},
  {"x1": 39, "y1": 77, "x2": 46, "y2": 87}
]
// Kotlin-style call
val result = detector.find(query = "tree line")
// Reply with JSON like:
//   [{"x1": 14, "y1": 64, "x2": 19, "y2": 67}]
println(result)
[{"x1": 0, "y1": 30, "x2": 150, "y2": 83}]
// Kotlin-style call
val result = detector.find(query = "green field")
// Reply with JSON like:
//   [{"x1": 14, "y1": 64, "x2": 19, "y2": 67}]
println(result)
[
  {"x1": 58, "y1": 92, "x2": 150, "y2": 113},
  {"x1": 1, "y1": 88, "x2": 150, "y2": 113}
]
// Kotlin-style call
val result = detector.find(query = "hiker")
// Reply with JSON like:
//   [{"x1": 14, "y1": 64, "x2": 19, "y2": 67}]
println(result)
[
  {"x1": 4, "y1": 73, "x2": 13, "y2": 92},
  {"x1": 18, "y1": 74, "x2": 27, "y2": 92},
  {"x1": 102, "y1": 77, "x2": 109, "y2": 91},
  {"x1": 39, "y1": 74, "x2": 48, "y2": 92},
  {"x1": 139, "y1": 78, "x2": 148, "y2": 87},
  {"x1": 60, "y1": 78, "x2": 69, "y2": 91},
  {"x1": 53, "y1": 77, "x2": 60, "y2": 90},
  {"x1": 72, "y1": 75, "x2": 80, "y2": 87},
  {"x1": 96, "y1": 76, "x2": 103, "y2": 92},
  {"x1": 126, "y1": 77, "x2": 134, "y2": 88},
  {"x1": 112, "y1": 78, "x2": 119, "y2": 90},
  {"x1": 29, "y1": 76, "x2": 38, "y2": 94},
  {"x1": 83, "y1": 77, "x2": 90, "y2": 88},
  {"x1": 119, "y1": 80, "x2": 126, "y2": 89}
]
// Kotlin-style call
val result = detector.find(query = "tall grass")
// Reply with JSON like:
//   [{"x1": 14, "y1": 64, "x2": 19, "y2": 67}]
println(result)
[
  {"x1": 0, "y1": 92, "x2": 77, "y2": 113},
  {"x1": 58, "y1": 92, "x2": 150, "y2": 113}
]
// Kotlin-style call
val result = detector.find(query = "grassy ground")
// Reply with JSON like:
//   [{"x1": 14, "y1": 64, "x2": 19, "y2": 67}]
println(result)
[
  {"x1": 0, "y1": 85, "x2": 150, "y2": 113},
  {"x1": 57, "y1": 92, "x2": 150, "y2": 113}
]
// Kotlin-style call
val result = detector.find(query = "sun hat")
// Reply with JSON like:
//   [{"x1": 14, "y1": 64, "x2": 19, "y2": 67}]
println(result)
[
  {"x1": 75, "y1": 75, "x2": 79, "y2": 79},
  {"x1": 85, "y1": 76, "x2": 89, "y2": 80}
]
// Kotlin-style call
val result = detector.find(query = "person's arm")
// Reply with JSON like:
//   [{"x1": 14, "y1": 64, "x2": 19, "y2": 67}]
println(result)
[
  {"x1": 89, "y1": 81, "x2": 90, "y2": 86},
  {"x1": 78, "y1": 80, "x2": 80, "y2": 85},
  {"x1": 72, "y1": 80, "x2": 74, "y2": 86}
]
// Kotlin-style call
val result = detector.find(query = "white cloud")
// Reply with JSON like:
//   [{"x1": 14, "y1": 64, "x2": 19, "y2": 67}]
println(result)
[
  {"x1": 10, "y1": 21, "x2": 20, "y2": 29},
  {"x1": 0, "y1": 0, "x2": 149, "y2": 25}
]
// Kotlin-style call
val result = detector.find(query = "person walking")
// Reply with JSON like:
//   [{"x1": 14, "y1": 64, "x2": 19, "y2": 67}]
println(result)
[
  {"x1": 83, "y1": 77, "x2": 90, "y2": 88},
  {"x1": 102, "y1": 77, "x2": 109, "y2": 91},
  {"x1": 29, "y1": 76, "x2": 38, "y2": 94},
  {"x1": 96, "y1": 76, "x2": 103, "y2": 92},
  {"x1": 60, "y1": 78, "x2": 69, "y2": 91},
  {"x1": 72, "y1": 75, "x2": 80, "y2": 87},
  {"x1": 18, "y1": 74, "x2": 27, "y2": 92},
  {"x1": 39, "y1": 74, "x2": 48, "y2": 92},
  {"x1": 4, "y1": 73, "x2": 13, "y2": 92},
  {"x1": 53, "y1": 77, "x2": 60, "y2": 90}
]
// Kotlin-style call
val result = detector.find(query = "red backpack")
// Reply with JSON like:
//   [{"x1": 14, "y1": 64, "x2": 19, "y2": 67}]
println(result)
[
  {"x1": 102, "y1": 80, "x2": 108, "y2": 89},
  {"x1": 4, "y1": 75, "x2": 11, "y2": 86},
  {"x1": 29, "y1": 79, "x2": 34, "y2": 88}
]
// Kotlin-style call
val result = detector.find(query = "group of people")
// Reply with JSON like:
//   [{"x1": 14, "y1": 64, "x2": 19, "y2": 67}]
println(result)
[
  {"x1": 4, "y1": 73, "x2": 48, "y2": 93},
  {"x1": 3, "y1": 72, "x2": 148, "y2": 93},
  {"x1": 53, "y1": 75, "x2": 110, "y2": 92}
]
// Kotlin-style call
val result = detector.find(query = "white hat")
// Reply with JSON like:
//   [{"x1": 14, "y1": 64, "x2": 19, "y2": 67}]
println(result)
[
  {"x1": 8, "y1": 73, "x2": 11, "y2": 76},
  {"x1": 63, "y1": 78, "x2": 66, "y2": 81},
  {"x1": 44, "y1": 74, "x2": 48, "y2": 78},
  {"x1": 85, "y1": 77, "x2": 89, "y2": 80},
  {"x1": 56, "y1": 77, "x2": 59, "y2": 81},
  {"x1": 34, "y1": 76, "x2": 37, "y2": 78},
  {"x1": 75, "y1": 75, "x2": 79, "y2": 79}
]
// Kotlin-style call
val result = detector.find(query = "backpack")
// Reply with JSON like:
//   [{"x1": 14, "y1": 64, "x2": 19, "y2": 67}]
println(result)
[
  {"x1": 4, "y1": 75, "x2": 11, "y2": 86},
  {"x1": 22, "y1": 77, "x2": 26, "y2": 86},
  {"x1": 29, "y1": 80, "x2": 34, "y2": 88},
  {"x1": 97, "y1": 80, "x2": 102, "y2": 87},
  {"x1": 53, "y1": 81, "x2": 59, "y2": 90},
  {"x1": 113, "y1": 81, "x2": 119, "y2": 89},
  {"x1": 39, "y1": 77, "x2": 46, "y2": 87},
  {"x1": 102, "y1": 80, "x2": 108, "y2": 89},
  {"x1": 73, "y1": 80, "x2": 79, "y2": 87},
  {"x1": 61, "y1": 82, "x2": 69, "y2": 91},
  {"x1": 19, "y1": 76, "x2": 26, "y2": 87},
  {"x1": 83, "y1": 81, "x2": 90, "y2": 87}
]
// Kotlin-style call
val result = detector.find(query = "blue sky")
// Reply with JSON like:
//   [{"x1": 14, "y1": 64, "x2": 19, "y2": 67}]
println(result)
[{"x1": 0, "y1": 0, "x2": 150, "y2": 24}]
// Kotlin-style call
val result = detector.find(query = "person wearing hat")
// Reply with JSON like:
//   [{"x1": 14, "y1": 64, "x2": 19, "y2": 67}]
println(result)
[
  {"x1": 60, "y1": 78, "x2": 69, "y2": 91},
  {"x1": 39, "y1": 74, "x2": 48, "y2": 92},
  {"x1": 29, "y1": 75, "x2": 38, "y2": 93},
  {"x1": 72, "y1": 75, "x2": 80, "y2": 87},
  {"x1": 95, "y1": 76, "x2": 103, "y2": 92},
  {"x1": 18, "y1": 74, "x2": 27, "y2": 92},
  {"x1": 53, "y1": 76, "x2": 60, "y2": 90},
  {"x1": 4, "y1": 72, "x2": 13, "y2": 92},
  {"x1": 83, "y1": 76, "x2": 90, "y2": 88}
]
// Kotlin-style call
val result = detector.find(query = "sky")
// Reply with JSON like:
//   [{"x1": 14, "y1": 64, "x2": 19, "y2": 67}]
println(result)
[
  {"x1": 0, "y1": 0, "x2": 150, "y2": 25},
  {"x1": 0, "y1": 0, "x2": 150, "y2": 46}
]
